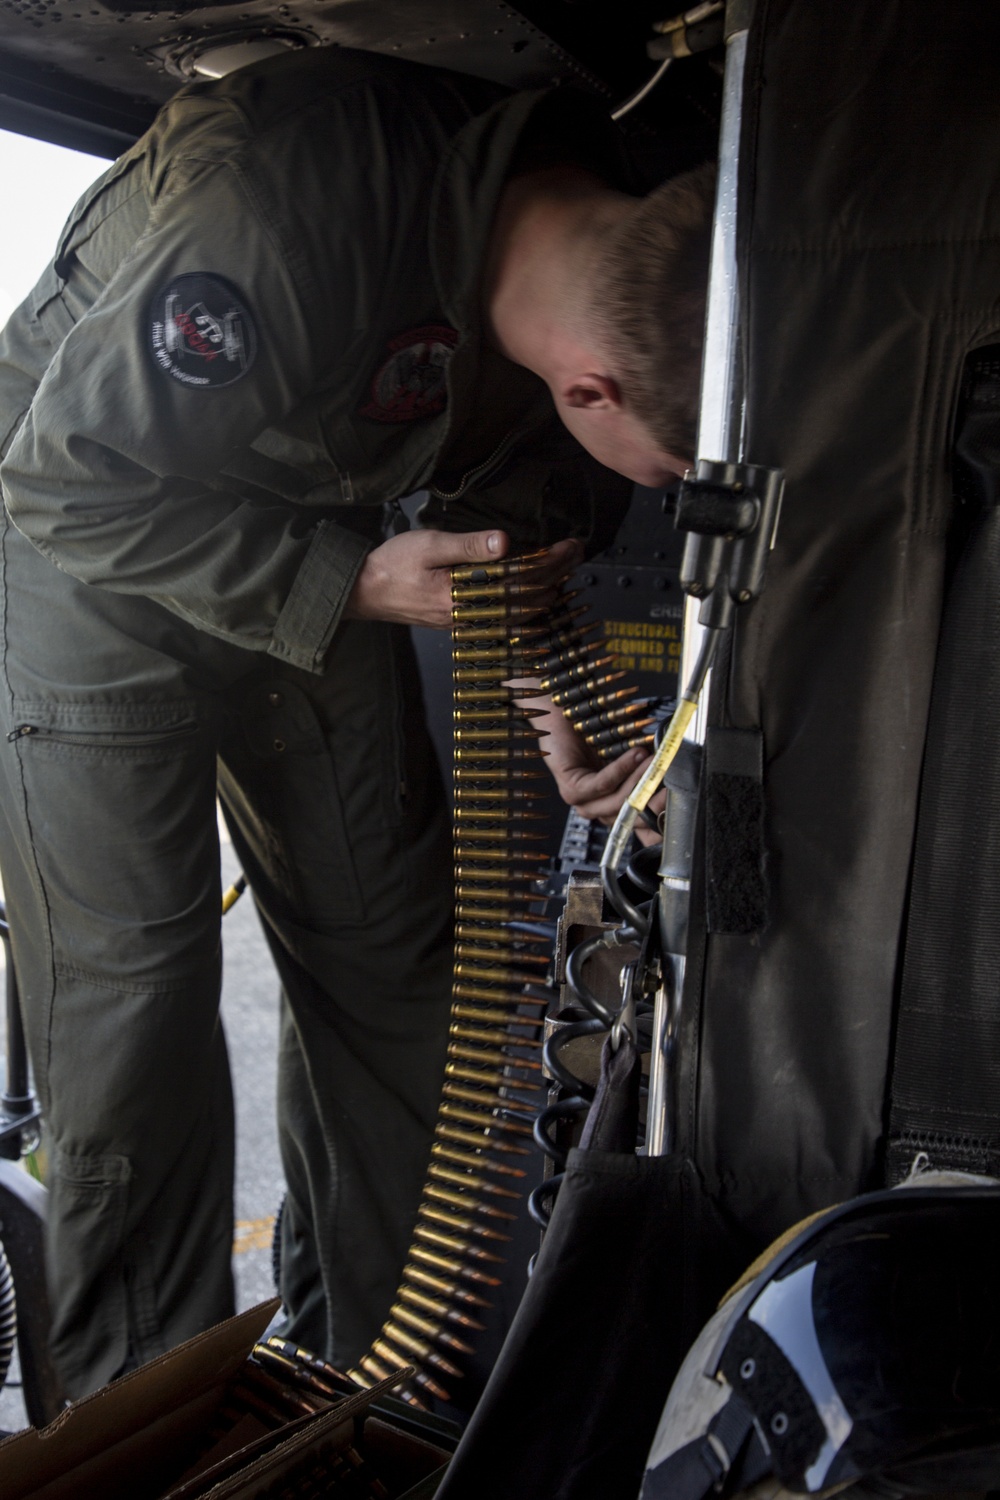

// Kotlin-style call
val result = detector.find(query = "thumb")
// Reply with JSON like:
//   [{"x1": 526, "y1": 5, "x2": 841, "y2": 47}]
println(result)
[
  {"x1": 421, "y1": 528, "x2": 509, "y2": 567},
  {"x1": 460, "y1": 528, "x2": 509, "y2": 562}
]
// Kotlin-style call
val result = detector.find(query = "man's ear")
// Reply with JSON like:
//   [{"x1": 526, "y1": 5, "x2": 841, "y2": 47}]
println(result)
[{"x1": 562, "y1": 373, "x2": 623, "y2": 411}]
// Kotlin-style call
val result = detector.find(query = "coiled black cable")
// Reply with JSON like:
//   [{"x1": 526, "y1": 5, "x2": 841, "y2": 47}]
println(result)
[
  {"x1": 0, "y1": 1240, "x2": 15, "y2": 1394},
  {"x1": 529, "y1": 927, "x2": 646, "y2": 1230},
  {"x1": 531, "y1": 1098, "x2": 592, "y2": 1170},
  {"x1": 624, "y1": 845, "x2": 661, "y2": 896},
  {"x1": 543, "y1": 1016, "x2": 606, "y2": 1098},
  {"x1": 564, "y1": 928, "x2": 640, "y2": 1028}
]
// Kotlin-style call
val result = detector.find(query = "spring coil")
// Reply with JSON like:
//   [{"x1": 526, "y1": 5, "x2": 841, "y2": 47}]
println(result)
[{"x1": 0, "y1": 1237, "x2": 16, "y2": 1394}]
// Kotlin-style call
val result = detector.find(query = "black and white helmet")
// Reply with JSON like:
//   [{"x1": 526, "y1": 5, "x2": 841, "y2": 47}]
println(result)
[{"x1": 640, "y1": 1174, "x2": 1000, "y2": 1499}]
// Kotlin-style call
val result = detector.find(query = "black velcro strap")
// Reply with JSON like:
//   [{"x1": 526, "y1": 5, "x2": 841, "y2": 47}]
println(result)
[{"x1": 705, "y1": 727, "x2": 768, "y2": 935}]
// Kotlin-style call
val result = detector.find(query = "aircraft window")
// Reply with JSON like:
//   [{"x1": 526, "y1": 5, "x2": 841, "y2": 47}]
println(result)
[{"x1": 0, "y1": 128, "x2": 108, "y2": 330}]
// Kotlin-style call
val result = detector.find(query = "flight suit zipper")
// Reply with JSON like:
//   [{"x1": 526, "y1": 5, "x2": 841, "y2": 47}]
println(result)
[{"x1": 428, "y1": 431, "x2": 518, "y2": 502}]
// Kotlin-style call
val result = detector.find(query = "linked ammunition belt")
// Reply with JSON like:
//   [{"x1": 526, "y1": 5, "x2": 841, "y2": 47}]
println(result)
[{"x1": 348, "y1": 554, "x2": 653, "y2": 1406}]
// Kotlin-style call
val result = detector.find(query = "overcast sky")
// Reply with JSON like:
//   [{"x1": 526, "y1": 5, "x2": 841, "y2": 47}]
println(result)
[{"x1": 0, "y1": 128, "x2": 109, "y2": 329}]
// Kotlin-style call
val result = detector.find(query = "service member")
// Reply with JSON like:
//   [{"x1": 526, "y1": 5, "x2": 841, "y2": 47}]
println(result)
[{"x1": 0, "y1": 44, "x2": 711, "y2": 1396}]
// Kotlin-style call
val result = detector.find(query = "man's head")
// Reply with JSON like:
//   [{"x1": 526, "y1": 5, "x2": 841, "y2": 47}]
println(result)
[
  {"x1": 488, "y1": 157, "x2": 716, "y2": 486},
  {"x1": 554, "y1": 162, "x2": 716, "y2": 486}
]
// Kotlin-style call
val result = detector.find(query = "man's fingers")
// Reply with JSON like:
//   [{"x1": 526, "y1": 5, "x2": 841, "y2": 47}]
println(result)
[
  {"x1": 570, "y1": 752, "x2": 654, "y2": 822},
  {"x1": 521, "y1": 538, "x2": 584, "y2": 589},
  {"x1": 357, "y1": 528, "x2": 580, "y2": 631},
  {"x1": 560, "y1": 746, "x2": 647, "y2": 799},
  {"x1": 423, "y1": 530, "x2": 581, "y2": 575},
  {"x1": 634, "y1": 822, "x2": 662, "y2": 848},
  {"x1": 529, "y1": 538, "x2": 584, "y2": 574},
  {"x1": 547, "y1": 538, "x2": 585, "y2": 569}
]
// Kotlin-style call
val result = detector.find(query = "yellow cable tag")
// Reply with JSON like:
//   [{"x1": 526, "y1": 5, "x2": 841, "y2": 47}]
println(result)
[{"x1": 627, "y1": 697, "x2": 697, "y2": 813}]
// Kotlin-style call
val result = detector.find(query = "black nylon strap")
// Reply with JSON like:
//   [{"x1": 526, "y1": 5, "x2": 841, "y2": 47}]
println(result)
[
  {"x1": 640, "y1": 1396, "x2": 761, "y2": 1500},
  {"x1": 640, "y1": 1437, "x2": 726, "y2": 1500},
  {"x1": 578, "y1": 1031, "x2": 641, "y2": 1154},
  {"x1": 887, "y1": 350, "x2": 1000, "y2": 1182}
]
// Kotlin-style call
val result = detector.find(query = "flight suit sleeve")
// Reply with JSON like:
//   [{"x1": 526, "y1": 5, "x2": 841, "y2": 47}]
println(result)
[{"x1": 0, "y1": 154, "x2": 368, "y2": 673}]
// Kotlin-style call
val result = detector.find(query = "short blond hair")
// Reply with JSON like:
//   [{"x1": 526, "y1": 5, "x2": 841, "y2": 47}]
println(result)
[{"x1": 591, "y1": 162, "x2": 716, "y2": 457}]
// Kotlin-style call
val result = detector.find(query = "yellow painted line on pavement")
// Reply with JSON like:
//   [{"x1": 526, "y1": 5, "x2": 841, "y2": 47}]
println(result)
[{"x1": 234, "y1": 1215, "x2": 275, "y2": 1254}]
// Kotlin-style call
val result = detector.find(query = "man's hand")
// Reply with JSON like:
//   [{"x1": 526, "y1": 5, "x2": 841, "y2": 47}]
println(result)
[
  {"x1": 515, "y1": 687, "x2": 663, "y2": 845},
  {"x1": 345, "y1": 528, "x2": 584, "y2": 630}
]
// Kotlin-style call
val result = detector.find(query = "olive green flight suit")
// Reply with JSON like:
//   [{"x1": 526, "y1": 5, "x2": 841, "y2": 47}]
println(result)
[{"x1": 0, "y1": 46, "x2": 631, "y2": 1396}]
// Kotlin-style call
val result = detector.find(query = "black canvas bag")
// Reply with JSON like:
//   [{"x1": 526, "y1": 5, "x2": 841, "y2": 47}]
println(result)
[
  {"x1": 435, "y1": 1038, "x2": 751, "y2": 1500},
  {"x1": 682, "y1": 0, "x2": 1000, "y2": 1248}
]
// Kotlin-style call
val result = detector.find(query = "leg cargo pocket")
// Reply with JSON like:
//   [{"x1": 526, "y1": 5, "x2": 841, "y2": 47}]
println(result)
[
  {"x1": 47, "y1": 1148, "x2": 132, "y2": 1397},
  {"x1": 219, "y1": 676, "x2": 367, "y2": 929}
]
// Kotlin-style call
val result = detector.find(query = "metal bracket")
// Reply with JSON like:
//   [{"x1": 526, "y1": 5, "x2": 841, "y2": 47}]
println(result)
[
  {"x1": 610, "y1": 963, "x2": 638, "y2": 1052},
  {"x1": 675, "y1": 459, "x2": 784, "y2": 627},
  {"x1": 649, "y1": 2, "x2": 726, "y2": 61}
]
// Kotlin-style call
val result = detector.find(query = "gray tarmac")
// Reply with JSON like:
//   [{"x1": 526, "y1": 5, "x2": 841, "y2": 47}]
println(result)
[{"x1": 0, "y1": 823, "x2": 283, "y2": 1434}]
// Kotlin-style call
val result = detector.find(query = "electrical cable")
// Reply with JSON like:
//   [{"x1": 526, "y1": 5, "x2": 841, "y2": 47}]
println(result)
[
  {"x1": 601, "y1": 627, "x2": 720, "y2": 924},
  {"x1": 624, "y1": 846, "x2": 661, "y2": 895},
  {"x1": 532, "y1": 1099, "x2": 592, "y2": 1170},
  {"x1": 565, "y1": 929, "x2": 640, "y2": 1027},
  {"x1": 542, "y1": 1017, "x2": 606, "y2": 1097},
  {"x1": 530, "y1": 946, "x2": 650, "y2": 1230},
  {"x1": 527, "y1": 1172, "x2": 565, "y2": 1232},
  {"x1": 611, "y1": 57, "x2": 672, "y2": 120}
]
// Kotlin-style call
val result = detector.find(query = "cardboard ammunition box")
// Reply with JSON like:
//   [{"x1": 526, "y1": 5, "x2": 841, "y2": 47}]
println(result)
[{"x1": 0, "y1": 1301, "x2": 450, "y2": 1499}]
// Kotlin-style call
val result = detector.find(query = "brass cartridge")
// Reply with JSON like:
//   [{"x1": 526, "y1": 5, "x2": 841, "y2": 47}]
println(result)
[
  {"x1": 427, "y1": 1162, "x2": 521, "y2": 1200},
  {"x1": 430, "y1": 1140, "x2": 527, "y2": 1177},
  {"x1": 424, "y1": 1181, "x2": 518, "y2": 1220},
  {"x1": 398, "y1": 1282, "x2": 487, "y2": 1329},
  {"x1": 408, "y1": 1244, "x2": 502, "y2": 1288},
  {"x1": 539, "y1": 655, "x2": 614, "y2": 692},
  {"x1": 403, "y1": 1262, "x2": 492, "y2": 1306},
  {"x1": 550, "y1": 670, "x2": 627, "y2": 708},
  {"x1": 413, "y1": 1223, "x2": 505, "y2": 1264}
]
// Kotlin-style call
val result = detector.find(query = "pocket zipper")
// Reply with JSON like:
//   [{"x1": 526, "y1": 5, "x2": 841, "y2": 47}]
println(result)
[{"x1": 7, "y1": 721, "x2": 197, "y2": 747}]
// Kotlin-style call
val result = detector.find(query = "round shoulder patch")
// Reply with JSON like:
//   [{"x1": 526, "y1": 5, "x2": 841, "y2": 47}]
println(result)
[
  {"x1": 148, "y1": 273, "x2": 257, "y2": 389},
  {"x1": 359, "y1": 324, "x2": 459, "y2": 424}
]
